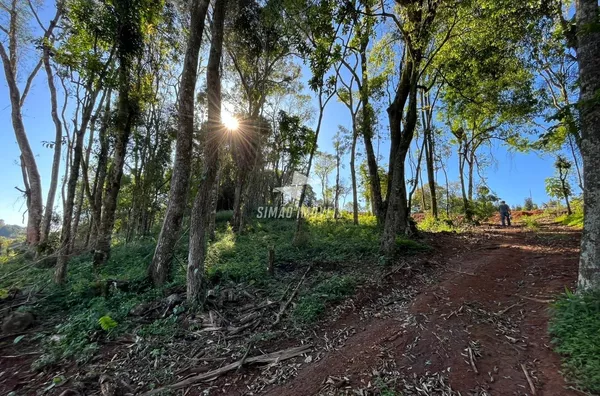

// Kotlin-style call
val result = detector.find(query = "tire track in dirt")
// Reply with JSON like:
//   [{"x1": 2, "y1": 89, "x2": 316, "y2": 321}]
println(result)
[{"x1": 265, "y1": 225, "x2": 580, "y2": 396}]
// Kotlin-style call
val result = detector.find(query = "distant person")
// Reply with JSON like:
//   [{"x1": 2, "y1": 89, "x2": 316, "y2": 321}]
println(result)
[{"x1": 499, "y1": 201, "x2": 511, "y2": 227}]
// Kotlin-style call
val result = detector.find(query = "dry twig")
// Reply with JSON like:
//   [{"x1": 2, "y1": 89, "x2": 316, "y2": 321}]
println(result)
[{"x1": 520, "y1": 363, "x2": 536, "y2": 395}]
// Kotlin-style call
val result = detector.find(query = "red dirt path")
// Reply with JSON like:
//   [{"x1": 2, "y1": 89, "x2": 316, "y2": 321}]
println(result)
[{"x1": 265, "y1": 224, "x2": 580, "y2": 396}]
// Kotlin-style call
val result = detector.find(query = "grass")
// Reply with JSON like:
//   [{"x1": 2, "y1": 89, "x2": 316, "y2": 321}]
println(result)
[
  {"x1": 293, "y1": 274, "x2": 357, "y2": 323},
  {"x1": 521, "y1": 215, "x2": 541, "y2": 231},
  {"x1": 1, "y1": 212, "x2": 426, "y2": 368},
  {"x1": 556, "y1": 213, "x2": 584, "y2": 229},
  {"x1": 549, "y1": 289, "x2": 600, "y2": 393}
]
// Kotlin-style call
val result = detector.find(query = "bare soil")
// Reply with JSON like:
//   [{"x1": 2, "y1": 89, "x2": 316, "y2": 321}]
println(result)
[{"x1": 264, "y1": 223, "x2": 580, "y2": 396}]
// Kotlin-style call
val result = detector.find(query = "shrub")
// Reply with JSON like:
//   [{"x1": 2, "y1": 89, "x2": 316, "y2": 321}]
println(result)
[
  {"x1": 549, "y1": 289, "x2": 600, "y2": 393},
  {"x1": 417, "y1": 214, "x2": 455, "y2": 233}
]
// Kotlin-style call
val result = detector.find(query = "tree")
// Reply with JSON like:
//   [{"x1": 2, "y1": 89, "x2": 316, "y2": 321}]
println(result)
[
  {"x1": 149, "y1": 0, "x2": 210, "y2": 286},
  {"x1": 546, "y1": 156, "x2": 573, "y2": 215},
  {"x1": 314, "y1": 152, "x2": 336, "y2": 209},
  {"x1": 574, "y1": 0, "x2": 600, "y2": 291},
  {"x1": 0, "y1": 0, "x2": 61, "y2": 246},
  {"x1": 187, "y1": 0, "x2": 228, "y2": 303},
  {"x1": 524, "y1": 197, "x2": 535, "y2": 211},
  {"x1": 93, "y1": 0, "x2": 164, "y2": 267},
  {"x1": 332, "y1": 129, "x2": 349, "y2": 219}
]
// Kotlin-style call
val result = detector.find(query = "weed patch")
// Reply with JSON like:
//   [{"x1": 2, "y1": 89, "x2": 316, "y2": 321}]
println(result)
[
  {"x1": 549, "y1": 289, "x2": 600, "y2": 393},
  {"x1": 293, "y1": 274, "x2": 356, "y2": 323},
  {"x1": 556, "y1": 213, "x2": 584, "y2": 229}
]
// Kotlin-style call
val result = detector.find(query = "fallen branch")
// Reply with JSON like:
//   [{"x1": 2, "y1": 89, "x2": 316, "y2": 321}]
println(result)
[
  {"x1": 520, "y1": 363, "x2": 536, "y2": 395},
  {"x1": 142, "y1": 344, "x2": 312, "y2": 396},
  {"x1": 516, "y1": 294, "x2": 553, "y2": 303},
  {"x1": 496, "y1": 302, "x2": 522, "y2": 316},
  {"x1": 273, "y1": 265, "x2": 312, "y2": 325}
]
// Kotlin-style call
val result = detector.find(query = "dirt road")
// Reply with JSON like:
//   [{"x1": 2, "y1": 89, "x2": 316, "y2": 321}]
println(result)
[{"x1": 266, "y1": 224, "x2": 580, "y2": 395}]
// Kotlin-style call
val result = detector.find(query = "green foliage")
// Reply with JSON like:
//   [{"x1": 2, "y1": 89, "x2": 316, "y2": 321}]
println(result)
[
  {"x1": 522, "y1": 215, "x2": 541, "y2": 231},
  {"x1": 204, "y1": 212, "x2": 425, "y2": 285},
  {"x1": 524, "y1": 197, "x2": 536, "y2": 211},
  {"x1": 556, "y1": 213, "x2": 584, "y2": 229},
  {"x1": 417, "y1": 215, "x2": 456, "y2": 233},
  {"x1": 549, "y1": 290, "x2": 600, "y2": 393},
  {"x1": 293, "y1": 275, "x2": 356, "y2": 323},
  {"x1": 98, "y1": 315, "x2": 118, "y2": 332}
]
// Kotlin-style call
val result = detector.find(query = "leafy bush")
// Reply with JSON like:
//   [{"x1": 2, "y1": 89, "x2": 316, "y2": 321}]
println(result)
[
  {"x1": 549, "y1": 290, "x2": 600, "y2": 393},
  {"x1": 417, "y1": 214, "x2": 456, "y2": 233}
]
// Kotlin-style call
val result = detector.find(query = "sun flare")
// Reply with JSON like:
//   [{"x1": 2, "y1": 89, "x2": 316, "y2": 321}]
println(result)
[{"x1": 222, "y1": 112, "x2": 239, "y2": 131}]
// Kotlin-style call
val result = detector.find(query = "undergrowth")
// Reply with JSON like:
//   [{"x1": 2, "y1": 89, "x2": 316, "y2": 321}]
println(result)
[
  {"x1": 293, "y1": 274, "x2": 357, "y2": 323},
  {"x1": 522, "y1": 215, "x2": 541, "y2": 231},
  {"x1": 549, "y1": 289, "x2": 600, "y2": 393},
  {"x1": 417, "y1": 214, "x2": 457, "y2": 233},
  {"x1": 556, "y1": 213, "x2": 584, "y2": 229},
  {"x1": 1, "y1": 213, "x2": 426, "y2": 369}
]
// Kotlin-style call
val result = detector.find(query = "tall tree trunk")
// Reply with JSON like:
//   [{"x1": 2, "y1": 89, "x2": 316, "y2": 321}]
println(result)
[
  {"x1": 187, "y1": 0, "x2": 227, "y2": 304},
  {"x1": 0, "y1": 51, "x2": 43, "y2": 246},
  {"x1": 294, "y1": 86, "x2": 334, "y2": 241},
  {"x1": 93, "y1": 55, "x2": 137, "y2": 267},
  {"x1": 54, "y1": 85, "x2": 104, "y2": 283},
  {"x1": 89, "y1": 97, "x2": 111, "y2": 248},
  {"x1": 148, "y1": 0, "x2": 210, "y2": 285},
  {"x1": 381, "y1": 80, "x2": 419, "y2": 256},
  {"x1": 70, "y1": 181, "x2": 86, "y2": 251},
  {"x1": 0, "y1": 2, "x2": 60, "y2": 247},
  {"x1": 467, "y1": 149, "x2": 475, "y2": 201},
  {"x1": 458, "y1": 145, "x2": 470, "y2": 220},
  {"x1": 359, "y1": 29, "x2": 383, "y2": 223},
  {"x1": 350, "y1": 125, "x2": 359, "y2": 225},
  {"x1": 40, "y1": 45, "x2": 63, "y2": 247},
  {"x1": 232, "y1": 172, "x2": 246, "y2": 229},
  {"x1": 208, "y1": 167, "x2": 221, "y2": 240},
  {"x1": 424, "y1": 129, "x2": 437, "y2": 218},
  {"x1": 334, "y1": 150, "x2": 340, "y2": 219}
]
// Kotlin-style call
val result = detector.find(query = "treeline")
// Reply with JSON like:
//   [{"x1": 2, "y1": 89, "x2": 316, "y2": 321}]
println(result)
[{"x1": 1, "y1": 0, "x2": 598, "y2": 300}]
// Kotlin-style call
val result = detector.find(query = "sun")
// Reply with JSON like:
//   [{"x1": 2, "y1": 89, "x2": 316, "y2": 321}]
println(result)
[{"x1": 222, "y1": 112, "x2": 239, "y2": 131}]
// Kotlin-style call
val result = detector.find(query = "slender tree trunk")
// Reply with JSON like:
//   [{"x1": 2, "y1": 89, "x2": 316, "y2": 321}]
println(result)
[
  {"x1": 40, "y1": 47, "x2": 63, "y2": 247},
  {"x1": 467, "y1": 150, "x2": 475, "y2": 201},
  {"x1": 567, "y1": 134, "x2": 584, "y2": 190},
  {"x1": 334, "y1": 151, "x2": 340, "y2": 219},
  {"x1": 70, "y1": 181, "x2": 86, "y2": 251},
  {"x1": 149, "y1": 0, "x2": 211, "y2": 285},
  {"x1": 232, "y1": 172, "x2": 246, "y2": 229},
  {"x1": 187, "y1": 0, "x2": 227, "y2": 304},
  {"x1": 55, "y1": 87, "x2": 103, "y2": 283},
  {"x1": 0, "y1": 53, "x2": 43, "y2": 246},
  {"x1": 208, "y1": 167, "x2": 221, "y2": 240},
  {"x1": 93, "y1": 55, "x2": 137, "y2": 267},
  {"x1": 424, "y1": 127, "x2": 438, "y2": 218},
  {"x1": 294, "y1": 88, "x2": 333, "y2": 240},
  {"x1": 360, "y1": 37, "x2": 383, "y2": 223},
  {"x1": 350, "y1": 125, "x2": 359, "y2": 225},
  {"x1": 458, "y1": 147, "x2": 470, "y2": 220}
]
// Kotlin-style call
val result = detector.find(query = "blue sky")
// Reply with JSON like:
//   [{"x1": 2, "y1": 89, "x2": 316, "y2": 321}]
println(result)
[{"x1": 0, "y1": 2, "x2": 568, "y2": 226}]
